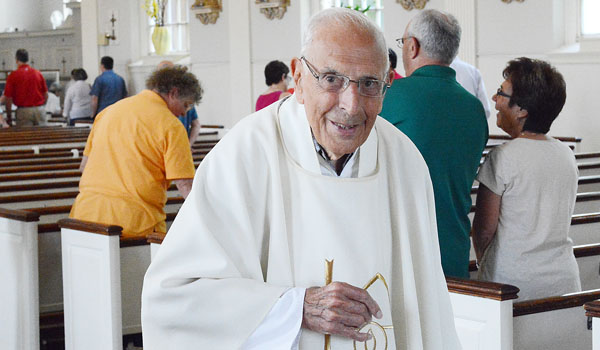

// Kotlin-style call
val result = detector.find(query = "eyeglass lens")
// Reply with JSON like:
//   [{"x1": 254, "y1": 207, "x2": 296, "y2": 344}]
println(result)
[{"x1": 302, "y1": 57, "x2": 386, "y2": 97}]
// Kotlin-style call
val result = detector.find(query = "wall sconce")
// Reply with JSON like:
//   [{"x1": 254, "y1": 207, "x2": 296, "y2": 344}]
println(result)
[
  {"x1": 255, "y1": 0, "x2": 290, "y2": 20},
  {"x1": 98, "y1": 13, "x2": 116, "y2": 46},
  {"x1": 105, "y1": 13, "x2": 117, "y2": 41},
  {"x1": 396, "y1": 0, "x2": 428, "y2": 11},
  {"x1": 501, "y1": 0, "x2": 525, "y2": 3},
  {"x1": 191, "y1": 0, "x2": 222, "y2": 25}
]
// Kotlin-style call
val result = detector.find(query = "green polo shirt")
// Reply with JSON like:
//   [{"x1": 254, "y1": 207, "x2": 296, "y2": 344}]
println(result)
[{"x1": 380, "y1": 65, "x2": 488, "y2": 278}]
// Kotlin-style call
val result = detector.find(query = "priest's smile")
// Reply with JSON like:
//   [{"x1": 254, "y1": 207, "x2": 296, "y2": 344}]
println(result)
[{"x1": 330, "y1": 120, "x2": 363, "y2": 136}]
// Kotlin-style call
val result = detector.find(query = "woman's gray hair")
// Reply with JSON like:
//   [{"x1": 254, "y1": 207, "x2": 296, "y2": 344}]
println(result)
[
  {"x1": 406, "y1": 9, "x2": 461, "y2": 65},
  {"x1": 146, "y1": 65, "x2": 203, "y2": 104},
  {"x1": 301, "y1": 8, "x2": 388, "y2": 73}
]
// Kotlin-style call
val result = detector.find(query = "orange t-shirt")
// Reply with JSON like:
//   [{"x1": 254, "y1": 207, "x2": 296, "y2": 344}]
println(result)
[{"x1": 70, "y1": 90, "x2": 195, "y2": 236}]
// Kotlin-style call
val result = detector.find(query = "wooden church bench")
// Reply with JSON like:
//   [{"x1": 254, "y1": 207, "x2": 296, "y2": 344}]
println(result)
[
  {"x1": 470, "y1": 174, "x2": 600, "y2": 204},
  {"x1": 584, "y1": 300, "x2": 600, "y2": 350},
  {"x1": 58, "y1": 218, "x2": 179, "y2": 349},
  {"x1": 513, "y1": 289, "x2": 600, "y2": 350},
  {"x1": 468, "y1": 241, "x2": 600, "y2": 290},
  {"x1": 0, "y1": 207, "x2": 40, "y2": 350},
  {"x1": 581, "y1": 161, "x2": 600, "y2": 177}
]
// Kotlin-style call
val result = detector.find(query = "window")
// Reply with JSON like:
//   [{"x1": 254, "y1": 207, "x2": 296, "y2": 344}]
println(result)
[
  {"x1": 62, "y1": 0, "x2": 78, "y2": 22},
  {"x1": 581, "y1": 0, "x2": 600, "y2": 37},
  {"x1": 147, "y1": 0, "x2": 189, "y2": 54},
  {"x1": 320, "y1": 0, "x2": 384, "y2": 28}
]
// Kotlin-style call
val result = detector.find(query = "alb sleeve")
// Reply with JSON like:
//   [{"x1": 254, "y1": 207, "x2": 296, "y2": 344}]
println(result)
[{"x1": 241, "y1": 287, "x2": 305, "y2": 350}]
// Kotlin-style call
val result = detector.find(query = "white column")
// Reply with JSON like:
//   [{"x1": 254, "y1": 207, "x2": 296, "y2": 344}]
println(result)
[
  {"x1": 444, "y1": 0, "x2": 477, "y2": 66},
  {"x1": 0, "y1": 217, "x2": 39, "y2": 350},
  {"x1": 228, "y1": 1, "x2": 253, "y2": 122},
  {"x1": 61, "y1": 228, "x2": 122, "y2": 350},
  {"x1": 81, "y1": 0, "x2": 100, "y2": 81}
]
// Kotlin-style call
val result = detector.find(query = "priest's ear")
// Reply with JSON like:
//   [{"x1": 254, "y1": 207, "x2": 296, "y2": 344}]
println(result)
[{"x1": 290, "y1": 57, "x2": 304, "y2": 104}]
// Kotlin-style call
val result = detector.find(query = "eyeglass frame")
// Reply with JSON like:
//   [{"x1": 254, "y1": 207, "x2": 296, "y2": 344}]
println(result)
[
  {"x1": 300, "y1": 56, "x2": 390, "y2": 98},
  {"x1": 496, "y1": 87, "x2": 512, "y2": 99},
  {"x1": 396, "y1": 36, "x2": 415, "y2": 49}
]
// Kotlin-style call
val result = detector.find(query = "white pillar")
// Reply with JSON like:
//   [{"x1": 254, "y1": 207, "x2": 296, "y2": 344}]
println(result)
[
  {"x1": 228, "y1": 1, "x2": 253, "y2": 121},
  {"x1": 81, "y1": 0, "x2": 100, "y2": 81},
  {"x1": 445, "y1": 0, "x2": 477, "y2": 66}
]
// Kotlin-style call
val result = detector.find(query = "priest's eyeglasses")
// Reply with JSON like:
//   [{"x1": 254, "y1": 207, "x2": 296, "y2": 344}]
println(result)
[{"x1": 300, "y1": 56, "x2": 390, "y2": 97}]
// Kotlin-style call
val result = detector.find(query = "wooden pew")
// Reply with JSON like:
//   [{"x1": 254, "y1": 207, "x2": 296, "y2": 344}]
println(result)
[
  {"x1": 58, "y1": 219, "x2": 127, "y2": 350},
  {"x1": 486, "y1": 134, "x2": 582, "y2": 152},
  {"x1": 469, "y1": 240, "x2": 600, "y2": 290},
  {"x1": 57, "y1": 218, "x2": 166, "y2": 350},
  {"x1": 0, "y1": 208, "x2": 40, "y2": 350},
  {"x1": 513, "y1": 289, "x2": 600, "y2": 349},
  {"x1": 470, "y1": 174, "x2": 600, "y2": 203},
  {"x1": 481, "y1": 150, "x2": 600, "y2": 164},
  {"x1": 584, "y1": 300, "x2": 600, "y2": 350}
]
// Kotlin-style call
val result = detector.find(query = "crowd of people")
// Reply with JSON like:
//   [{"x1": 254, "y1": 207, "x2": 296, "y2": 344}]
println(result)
[{"x1": 0, "y1": 6, "x2": 582, "y2": 349}]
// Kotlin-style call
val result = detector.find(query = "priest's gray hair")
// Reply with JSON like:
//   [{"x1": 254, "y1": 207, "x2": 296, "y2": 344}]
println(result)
[
  {"x1": 301, "y1": 8, "x2": 388, "y2": 72},
  {"x1": 406, "y1": 9, "x2": 461, "y2": 65}
]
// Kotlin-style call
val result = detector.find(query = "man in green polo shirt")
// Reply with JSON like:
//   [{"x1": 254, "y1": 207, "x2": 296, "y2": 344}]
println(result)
[{"x1": 380, "y1": 9, "x2": 488, "y2": 278}]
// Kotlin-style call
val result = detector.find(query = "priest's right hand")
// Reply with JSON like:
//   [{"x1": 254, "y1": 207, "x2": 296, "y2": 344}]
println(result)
[{"x1": 302, "y1": 282, "x2": 382, "y2": 342}]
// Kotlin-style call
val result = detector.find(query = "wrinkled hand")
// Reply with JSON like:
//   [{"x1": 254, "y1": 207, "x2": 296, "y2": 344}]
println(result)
[{"x1": 302, "y1": 282, "x2": 382, "y2": 342}]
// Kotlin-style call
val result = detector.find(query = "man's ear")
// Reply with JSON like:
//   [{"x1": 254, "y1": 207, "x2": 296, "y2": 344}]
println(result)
[
  {"x1": 407, "y1": 37, "x2": 419, "y2": 60},
  {"x1": 290, "y1": 57, "x2": 304, "y2": 104},
  {"x1": 387, "y1": 69, "x2": 395, "y2": 87}
]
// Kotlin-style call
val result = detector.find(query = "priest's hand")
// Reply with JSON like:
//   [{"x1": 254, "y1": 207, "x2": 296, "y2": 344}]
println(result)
[{"x1": 301, "y1": 282, "x2": 382, "y2": 342}]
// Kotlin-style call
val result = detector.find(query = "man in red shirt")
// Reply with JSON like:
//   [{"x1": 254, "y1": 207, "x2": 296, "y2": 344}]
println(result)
[{"x1": 0, "y1": 49, "x2": 48, "y2": 127}]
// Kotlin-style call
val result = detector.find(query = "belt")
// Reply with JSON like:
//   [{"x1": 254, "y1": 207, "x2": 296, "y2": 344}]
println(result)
[{"x1": 17, "y1": 105, "x2": 44, "y2": 108}]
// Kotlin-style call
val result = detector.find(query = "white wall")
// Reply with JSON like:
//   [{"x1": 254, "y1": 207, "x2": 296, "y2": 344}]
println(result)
[
  {"x1": 76, "y1": 0, "x2": 599, "y2": 152},
  {"x1": 42, "y1": 0, "x2": 66, "y2": 30},
  {"x1": 0, "y1": 0, "x2": 41, "y2": 32},
  {"x1": 94, "y1": 0, "x2": 141, "y2": 91},
  {"x1": 476, "y1": 0, "x2": 600, "y2": 152},
  {"x1": 188, "y1": 1, "x2": 312, "y2": 127}
]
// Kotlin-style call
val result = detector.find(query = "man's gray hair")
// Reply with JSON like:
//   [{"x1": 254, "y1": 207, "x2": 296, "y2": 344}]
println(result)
[
  {"x1": 406, "y1": 9, "x2": 461, "y2": 65},
  {"x1": 301, "y1": 8, "x2": 388, "y2": 71}
]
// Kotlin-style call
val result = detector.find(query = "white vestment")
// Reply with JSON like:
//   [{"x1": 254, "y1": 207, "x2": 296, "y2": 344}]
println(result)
[{"x1": 141, "y1": 96, "x2": 461, "y2": 349}]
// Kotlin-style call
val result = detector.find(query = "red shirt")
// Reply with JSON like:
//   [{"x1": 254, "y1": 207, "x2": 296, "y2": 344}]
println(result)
[
  {"x1": 3, "y1": 64, "x2": 47, "y2": 107},
  {"x1": 393, "y1": 70, "x2": 403, "y2": 80}
]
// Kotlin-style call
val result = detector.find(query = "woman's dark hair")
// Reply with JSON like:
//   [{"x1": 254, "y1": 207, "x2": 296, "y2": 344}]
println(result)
[
  {"x1": 503, "y1": 57, "x2": 566, "y2": 134},
  {"x1": 146, "y1": 65, "x2": 203, "y2": 104},
  {"x1": 71, "y1": 68, "x2": 88, "y2": 81},
  {"x1": 264, "y1": 60, "x2": 289, "y2": 86},
  {"x1": 388, "y1": 48, "x2": 397, "y2": 70}
]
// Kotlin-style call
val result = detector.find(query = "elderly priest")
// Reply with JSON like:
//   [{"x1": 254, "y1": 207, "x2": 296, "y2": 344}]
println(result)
[{"x1": 142, "y1": 7, "x2": 461, "y2": 350}]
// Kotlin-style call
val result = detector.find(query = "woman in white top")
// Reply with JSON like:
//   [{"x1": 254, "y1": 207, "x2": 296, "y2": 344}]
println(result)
[
  {"x1": 473, "y1": 57, "x2": 580, "y2": 301},
  {"x1": 63, "y1": 68, "x2": 93, "y2": 125}
]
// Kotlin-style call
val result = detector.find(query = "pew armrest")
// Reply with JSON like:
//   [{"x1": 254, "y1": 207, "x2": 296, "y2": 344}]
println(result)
[
  {"x1": 0, "y1": 207, "x2": 40, "y2": 222},
  {"x1": 446, "y1": 276, "x2": 520, "y2": 301},
  {"x1": 58, "y1": 218, "x2": 122, "y2": 235},
  {"x1": 447, "y1": 277, "x2": 518, "y2": 350}
]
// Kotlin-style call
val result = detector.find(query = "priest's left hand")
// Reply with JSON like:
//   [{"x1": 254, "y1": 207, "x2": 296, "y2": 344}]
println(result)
[{"x1": 301, "y1": 282, "x2": 383, "y2": 342}]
